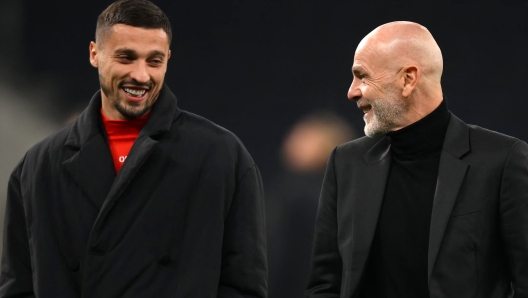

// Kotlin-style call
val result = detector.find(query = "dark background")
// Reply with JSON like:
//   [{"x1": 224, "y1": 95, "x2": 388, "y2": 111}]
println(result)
[{"x1": 6, "y1": 0, "x2": 527, "y2": 182}]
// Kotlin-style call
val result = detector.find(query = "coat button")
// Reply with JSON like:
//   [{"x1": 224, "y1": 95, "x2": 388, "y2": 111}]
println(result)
[{"x1": 159, "y1": 255, "x2": 171, "y2": 265}]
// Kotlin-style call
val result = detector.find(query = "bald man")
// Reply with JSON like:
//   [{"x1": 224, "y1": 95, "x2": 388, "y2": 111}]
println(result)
[{"x1": 306, "y1": 21, "x2": 528, "y2": 298}]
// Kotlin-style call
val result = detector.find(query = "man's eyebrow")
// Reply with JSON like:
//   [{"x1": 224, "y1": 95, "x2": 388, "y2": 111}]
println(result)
[
  {"x1": 148, "y1": 50, "x2": 166, "y2": 58},
  {"x1": 113, "y1": 48, "x2": 166, "y2": 58},
  {"x1": 352, "y1": 65, "x2": 365, "y2": 76},
  {"x1": 113, "y1": 48, "x2": 137, "y2": 55}
]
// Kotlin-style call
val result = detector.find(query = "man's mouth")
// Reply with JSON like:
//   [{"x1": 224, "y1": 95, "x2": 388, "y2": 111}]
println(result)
[
  {"x1": 123, "y1": 87, "x2": 148, "y2": 98},
  {"x1": 359, "y1": 104, "x2": 372, "y2": 114}
]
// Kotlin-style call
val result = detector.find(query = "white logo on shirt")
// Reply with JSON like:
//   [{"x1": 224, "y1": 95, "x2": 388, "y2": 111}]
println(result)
[{"x1": 119, "y1": 156, "x2": 127, "y2": 163}]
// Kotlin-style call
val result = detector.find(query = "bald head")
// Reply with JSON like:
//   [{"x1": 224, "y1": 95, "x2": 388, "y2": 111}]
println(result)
[
  {"x1": 348, "y1": 21, "x2": 445, "y2": 137},
  {"x1": 358, "y1": 21, "x2": 443, "y2": 92}
]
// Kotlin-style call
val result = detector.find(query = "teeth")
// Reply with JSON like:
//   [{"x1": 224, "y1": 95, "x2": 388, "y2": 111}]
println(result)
[{"x1": 124, "y1": 88, "x2": 146, "y2": 97}]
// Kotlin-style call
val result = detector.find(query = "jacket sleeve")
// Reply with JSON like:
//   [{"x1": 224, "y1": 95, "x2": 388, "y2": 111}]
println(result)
[
  {"x1": 306, "y1": 148, "x2": 342, "y2": 297},
  {"x1": 0, "y1": 162, "x2": 36, "y2": 297},
  {"x1": 218, "y1": 164, "x2": 268, "y2": 298},
  {"x1": 500, "y1": 140, "x2": 528, "y2": 297}
]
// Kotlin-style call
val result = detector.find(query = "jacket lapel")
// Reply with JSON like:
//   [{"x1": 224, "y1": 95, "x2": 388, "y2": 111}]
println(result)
[
  {"x1": 102, "y1": 85, "x2": 179, "y2": 204},
  {"x1": 63, "y1": 135, "x2": 116, "y2": 209},
  {"x1": 428, "y1": 114, "x2": 470, "y2": 280},
  {"x1": 63, "y1": 85, "x2": 180, "y2": 213},
  {"x1": 90, "y1": 85, "x2": 180, "y2": 231},
  {"x1": 63, "y1": 91, "x2": 116, "y2": 210},
  {"x1": 351, "y1": 137, "x2": 391, "y2": 278},
  {"x1": 102, "y1": 135, "x2": 158, "y2": 206}
]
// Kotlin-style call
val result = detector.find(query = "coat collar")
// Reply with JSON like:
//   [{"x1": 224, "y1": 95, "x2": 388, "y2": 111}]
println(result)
[
  {"x1": 363, "y1": 136, "x2": 391, "y2": 165},
  {"x1": 65, "y1": 84, "x2": 180, "y2": 148},
  {"x1": 63, "y1": 84, "x2": 181, "y2": 210},
  {"x1": 361, "y1": 112, "x2": 470, "y2": 164},
  {"x1": 441, "y1": 113, "x2": 470, "y2": 158}
]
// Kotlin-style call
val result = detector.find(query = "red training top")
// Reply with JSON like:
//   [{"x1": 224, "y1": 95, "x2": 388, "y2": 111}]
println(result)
[{"x1": 101, "y1": 110, "x2": 150, "y2": 173}]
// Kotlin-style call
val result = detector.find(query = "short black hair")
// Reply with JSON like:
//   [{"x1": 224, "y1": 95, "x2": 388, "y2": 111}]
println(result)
[{"x1": 96, "y1": 0, "x2": 172, "y2": 46}]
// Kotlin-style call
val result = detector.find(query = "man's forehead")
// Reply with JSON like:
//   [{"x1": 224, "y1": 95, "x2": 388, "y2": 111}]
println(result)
[
  {"x1": 352, "y1": 48, "x2": 375, "y2": 72},
  {"x1": 356, "y1": 35, "x2": 371, "y2": 52},
  {"x1": 107, "y1": 24, "x2": 169, "y2": 45},
  {"x1": 353, "y1": 39, "x2": 396, "y2": 74},
  {"x1": 111, "y1": 23, "x2": 167, "y2": 35},
  {"x1": 103, "y1": 24, "x2": 170, "y2": 53}
]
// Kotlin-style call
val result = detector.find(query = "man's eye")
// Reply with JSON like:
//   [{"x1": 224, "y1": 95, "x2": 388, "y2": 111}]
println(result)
[
  {"x1": 149, "y1": 59, "x2": 163, "y2": 66},
  {"x1": 358, "y1": 76, "x2": 368, "y2": 84},
  {"x1": 117, "y1": 56, "x2": 133, "y2": 61}
]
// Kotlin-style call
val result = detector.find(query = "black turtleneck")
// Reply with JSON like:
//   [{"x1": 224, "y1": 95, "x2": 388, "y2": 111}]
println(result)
[{"x1": 361, "y1": 100, "x2": 451, "y2": 298}]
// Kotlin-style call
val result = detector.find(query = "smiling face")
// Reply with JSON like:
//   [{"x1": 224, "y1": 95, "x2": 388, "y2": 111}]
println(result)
[
  {"x1": 354, "y1": 79, "x2": 409, "y2": 138},
  {"x1": 347, "y1": 22, "x2": 446, "y2": 137},
  {"x1": 347, "y1": 39, "x2": 410, "y2": 137},
  {"x1": 90, "y1": 24, "x2": 171, "y2": 120}
]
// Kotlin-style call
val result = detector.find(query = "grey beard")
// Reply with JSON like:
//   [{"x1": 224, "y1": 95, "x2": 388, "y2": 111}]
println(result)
[{"x1": 363, "y1": 90, "x2": 409, "y2": 137}]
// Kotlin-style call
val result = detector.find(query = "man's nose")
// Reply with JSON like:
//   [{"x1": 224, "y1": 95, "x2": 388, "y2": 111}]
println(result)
[
  {"x1": 130, "y1": 62, "x2": 150, "y2": 83},
  {"x1": 347, "y1": 80, "x2": 362, "y2": 101}
]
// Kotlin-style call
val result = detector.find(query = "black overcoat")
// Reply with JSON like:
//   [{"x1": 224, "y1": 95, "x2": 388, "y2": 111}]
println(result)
[
  {"x1": 0, "y1": 86, "x2": 268, "y2": 297},
  {"x1": 306, "y1": 113, "x2": 528, "y2": 297}
]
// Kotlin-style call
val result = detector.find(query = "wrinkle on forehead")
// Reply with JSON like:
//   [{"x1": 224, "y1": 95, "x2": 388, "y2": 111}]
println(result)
[{"x1": 353, "y1": 50, "x2": 394, "y2": 94}]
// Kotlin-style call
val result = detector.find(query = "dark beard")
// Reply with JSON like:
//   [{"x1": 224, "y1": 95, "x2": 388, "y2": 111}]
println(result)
[
  {"x1": 99, "y1": 75, "x2": 154, "y2": 119},
  {"x1": 113, "y1": 100, "x2": 150, "y2": 119}
]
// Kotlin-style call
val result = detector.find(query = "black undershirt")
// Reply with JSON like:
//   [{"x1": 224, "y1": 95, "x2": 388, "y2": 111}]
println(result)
[{"x1": 361, "y1": 100, "x2": 450, "y2": 298}]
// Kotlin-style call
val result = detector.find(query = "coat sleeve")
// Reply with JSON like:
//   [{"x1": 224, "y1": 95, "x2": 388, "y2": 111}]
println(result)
[
  {"x1": 217, "y1": 164, "x2": 268, "y2": 298},
  {"x1": 0, "y1": 161, "x2": 36, "y2": 297},
  {"x1": 500, "y1": 140, "x2": 528, "y2": 297},
  {"x1": 306, "y1": 148, "x2": 342, "y2": 297}
]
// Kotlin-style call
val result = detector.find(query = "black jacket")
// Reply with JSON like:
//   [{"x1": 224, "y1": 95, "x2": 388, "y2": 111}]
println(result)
[
  {"x1": 0, "y1": 86, "x2": 268, "y2": 298},
  {"x1": 307, "y1": 114, "x2": 528, "y2": 297}
]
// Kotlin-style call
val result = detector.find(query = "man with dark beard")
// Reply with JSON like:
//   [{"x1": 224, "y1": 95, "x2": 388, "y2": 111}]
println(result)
[
  {"x1": 0, "y1": 1, "x2": 267, "y2": 297},
  {"x1": 306, "y1": 21, "x2": 528, "y2": 297}
]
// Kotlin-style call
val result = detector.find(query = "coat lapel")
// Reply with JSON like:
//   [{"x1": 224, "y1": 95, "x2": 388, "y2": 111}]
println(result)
[
  {"x1": 89, "y1": 85, "x2": 180, "y2": 232},
  {"x1": 428, "y1": 114, "x2": 470, "y2": 280},
  {"x1": 63, "y1": 134, "x2": 116, "y2": 209},
  {"x1": 103, "y1": 135, "x2": 158, "y2": 206},
  {"x1": 63, "y1": 85, "x2": 180, "y2": 214},
  {"x1": 351, "y1": 137, "x2": 391, "y2": 278},
  {"x1": 101, "y1": 85, "x2": 178, "y2": 205},
  {"x1": 63, "y1": 91, "x2": 116, "y2": 210}
]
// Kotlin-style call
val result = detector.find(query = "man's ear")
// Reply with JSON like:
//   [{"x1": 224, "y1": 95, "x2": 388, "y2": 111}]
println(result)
[
  {"x1": 89, "y1": 42, "x2": 99, "y2": 68},
  {"x1": 401, "y1": 65, "x2": 419, "y2": 98}
]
